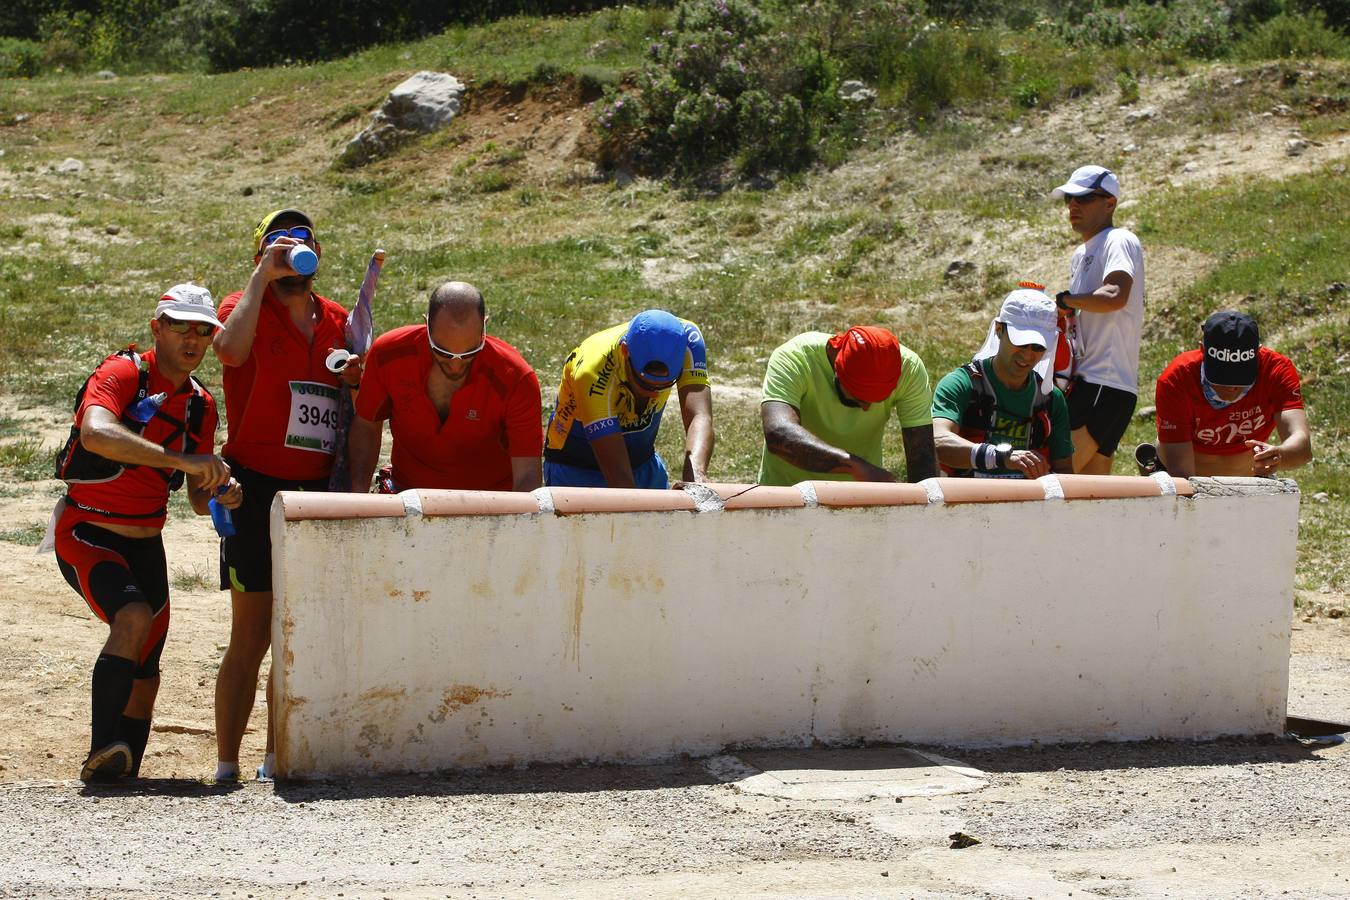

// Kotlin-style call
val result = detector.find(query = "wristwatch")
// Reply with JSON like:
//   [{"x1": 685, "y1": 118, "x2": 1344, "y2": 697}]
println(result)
[
  {"x1": 994, "y1": 443, "x2": 1012, "y2": 469},
  {"x1": 1055, "y1": 290, "x2": 1073, "y2": 311}
]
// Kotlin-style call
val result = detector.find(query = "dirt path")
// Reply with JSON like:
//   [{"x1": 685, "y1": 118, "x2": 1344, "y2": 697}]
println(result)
[{"x1": 2, "y1": 435, "x2": 1349, "y2": 896}]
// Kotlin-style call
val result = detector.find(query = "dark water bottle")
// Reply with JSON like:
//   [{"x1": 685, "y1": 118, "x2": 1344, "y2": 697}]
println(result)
[
  {"x1": 209, "y1": 485, "x2": 235, "y2": 537},
  {"x1": 1134, "y1": 442, "x2": 1165, "y2": 476},
  {"x1": 127, "y1": 392, "x2": 167, "y2": 424}
]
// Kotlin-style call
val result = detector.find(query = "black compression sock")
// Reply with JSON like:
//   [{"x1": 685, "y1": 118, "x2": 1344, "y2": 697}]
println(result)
[
  {"x1": 90, "y1": 654, "x2": 136, "y2": 754},
  {"x1": 118, "y1": 715, "x2": 152, "y2": 777}
]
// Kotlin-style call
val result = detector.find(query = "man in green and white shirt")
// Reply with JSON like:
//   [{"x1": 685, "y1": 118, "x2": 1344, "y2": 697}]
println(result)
[
  {"x1": 932, "y1": 289, "x2": 1073, "y2": 479},
  {"x1": 758, "y1": 325, "x2": 936, "y2": 486}
]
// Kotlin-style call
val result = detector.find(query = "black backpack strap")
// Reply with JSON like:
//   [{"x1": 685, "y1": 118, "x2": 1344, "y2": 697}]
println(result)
[
  {"x1": 958, "y1": 360, "x2": 997, "y2": 433},
  {"x1": 1027, "y1": 371, "x2": 1054, "y2": 450},
  {"x1": 55, "y1": 349, "x2": 147, "y2": 482}
]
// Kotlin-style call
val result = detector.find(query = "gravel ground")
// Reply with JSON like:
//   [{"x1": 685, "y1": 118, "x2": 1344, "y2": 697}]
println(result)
[{"x1": 1, "y1": 707, "x2": 1348, "y2": 898}]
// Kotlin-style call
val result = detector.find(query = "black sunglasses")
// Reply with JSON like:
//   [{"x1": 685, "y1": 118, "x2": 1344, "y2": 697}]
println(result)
[{"x1": 1065, "y1": 192, "x2": 1112, "y2": 205}]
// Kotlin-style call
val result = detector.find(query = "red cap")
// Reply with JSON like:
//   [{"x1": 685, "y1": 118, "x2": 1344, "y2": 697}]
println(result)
[{"x1": 828, "y1": 326, "x2": 902, "y2": 403}]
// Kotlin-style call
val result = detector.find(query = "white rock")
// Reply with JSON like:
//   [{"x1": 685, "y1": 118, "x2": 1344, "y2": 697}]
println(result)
[
  {"x1": 1312, "y1": 492, "x2": 1330, "y2": 504},
  {"x1": 1182, "y1": 161, "x2": 1199, "y2": 173},
  {"x1": 342, "y1": 71, "x2": 466, "y2": 167},
  {"x1": 56, "y1": 158, "x2": 84, "y2": 174},
  {"x1": 1124, "y1": 107, "x2": 1157, "y2": 124},
  {"x1": 382, "y1": 71, "x2": 465, "y2": 133},
  {"x1": 838, "y1": 80, "x2": 877, "y2": 103},
  {"x1": 1286, "y1": 139, "x2": 1309, "y2": 157}
]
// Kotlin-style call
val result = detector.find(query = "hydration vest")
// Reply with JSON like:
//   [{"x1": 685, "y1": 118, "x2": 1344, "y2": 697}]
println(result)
[
  {"x1": 945, "y1": 360, "x2": 1054, "y2": 477},
  {"x1": 54, "y1": 349, "x2": 207, "y2": 496}
]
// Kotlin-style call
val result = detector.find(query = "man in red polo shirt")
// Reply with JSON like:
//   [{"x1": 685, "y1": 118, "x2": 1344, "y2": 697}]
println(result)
[
  {"x1": 348, "y1": 281, "x2": 543, "y2": 493},
  {"x1": 53, "y1": 283, "x2": 240, "y2": 781},
  {"x1": 1155, "y1": 310, "x2": 1312, "y2": 478},
  {"x1": 211, "y1": 208, "x2": 361, "y2": 782}
]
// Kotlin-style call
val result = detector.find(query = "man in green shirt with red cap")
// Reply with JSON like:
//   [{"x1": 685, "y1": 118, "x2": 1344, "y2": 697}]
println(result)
[{"x1": 758, "y1": 325, "x2": 936, "y2": 485}]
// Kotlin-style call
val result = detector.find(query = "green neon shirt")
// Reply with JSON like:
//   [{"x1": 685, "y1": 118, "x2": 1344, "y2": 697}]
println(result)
[{"x1": 758, "y1": 332, "x2": 931, "y2": 486}]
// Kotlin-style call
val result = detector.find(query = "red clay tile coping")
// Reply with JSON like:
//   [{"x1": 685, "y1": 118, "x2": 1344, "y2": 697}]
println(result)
[{"x1": 277, "y1": 475, "x2": 1194, "y2": 521}]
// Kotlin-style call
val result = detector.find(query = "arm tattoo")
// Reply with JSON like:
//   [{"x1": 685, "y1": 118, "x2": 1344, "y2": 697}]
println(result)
[
  {"x1": 762, "y1": 402, "x2": 848, "y2": 474},
  {"x1": 901, "y1": 424, "x2": 938, "y2": 482},
  {"x1": 770, "y1": 424, "x2": 849, "y2": 473}
]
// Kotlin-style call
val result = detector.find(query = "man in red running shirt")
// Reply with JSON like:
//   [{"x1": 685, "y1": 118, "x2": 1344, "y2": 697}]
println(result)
[
  {"x1": 53, "y1": 283, "x2": 240, "y2": 781},
  {"x1": 348, "y1": 281, "x2": 543, "y2": 493},
  {"x1": 211, "y1": 209, "x2": 361, "y2": 782},
  {"x1": 1154, "y1": 310, "x2": 1312, "y2": 478}
]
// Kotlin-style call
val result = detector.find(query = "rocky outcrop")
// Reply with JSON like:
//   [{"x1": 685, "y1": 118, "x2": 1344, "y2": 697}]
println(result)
[{"x1": 340, "y1": 71, "x2": 466, "y2": 167}]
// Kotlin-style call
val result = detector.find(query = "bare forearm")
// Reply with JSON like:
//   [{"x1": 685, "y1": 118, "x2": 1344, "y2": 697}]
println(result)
[
  {"x1": 82, "y1": 420, "x2": 193, "y2": 472},
  {"x1": 1157, "y1": 442, "x2": 1194, "y2": 478},
  {"x1": 346, "y1": 418, "x2": 382, "y2": 493},
  {"x1": 511, "y1": 457, "x2": 542, "y2": 492},
  {"x1": 682, "y1": 417, "x2": 714, "y2": 482},
  {"x1": 187, "y1": 482, "x2": 212, "y2": 516},
  {"x1": 1062, "y1": 276, "x2": 1129, "y2": 314},
  {"x1": 1276, "y1": 432, "x2": 1312, "y2": 470},
  {"x1": 213, "y1": 269, "x2": 268, "y2": 366},
  {"x1": 590, "y1": 433, "x2": 637, "y2": 489},
  {"x1": 933, "y1": 421, "x2": 979, "y2": 471}
]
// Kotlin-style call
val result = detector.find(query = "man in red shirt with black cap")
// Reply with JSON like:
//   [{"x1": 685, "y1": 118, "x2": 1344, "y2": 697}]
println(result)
[
  {"x1": 211, "y1": 208, "x2": 361, "y2": 782},
  {"x1": 759, "y1": 325, "x2": 935, "y2": 485},
  {"x1": 1154, "y1": 310, "x2": 1312, "y2": 478}
]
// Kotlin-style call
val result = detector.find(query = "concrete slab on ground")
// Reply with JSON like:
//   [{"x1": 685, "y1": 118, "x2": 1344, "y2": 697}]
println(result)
[{"x1": 706, "y1": 747, "x2": 988, "y2": 801}]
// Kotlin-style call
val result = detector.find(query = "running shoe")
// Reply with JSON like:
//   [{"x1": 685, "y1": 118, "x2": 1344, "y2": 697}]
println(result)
[{"x1": 79, "y1": 741, "x2": 132, "y2": 783}]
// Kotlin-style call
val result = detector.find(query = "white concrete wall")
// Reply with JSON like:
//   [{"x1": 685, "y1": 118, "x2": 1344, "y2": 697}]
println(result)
[{"x1": 270, "y1": 477, "x2": 1299, "y2": 777}]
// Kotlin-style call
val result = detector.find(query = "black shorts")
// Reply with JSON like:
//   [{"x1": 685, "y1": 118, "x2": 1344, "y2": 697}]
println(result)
[
  {"x1": 1066, "y1": 378, "x2": 1137, "y2": 457},
  {"x1": 219, "y1": 461, "x2": 329, "y2": 594},
  {"x1": 55, "y1": 518, "x2": 169, "y2": 678}
]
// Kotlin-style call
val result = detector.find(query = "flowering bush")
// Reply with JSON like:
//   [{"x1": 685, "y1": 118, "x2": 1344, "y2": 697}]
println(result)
[
  {"x1": 1045, "y1": 0, "x2": 1235, "y2": 58},
  {"x1": 592, "y1": 0, "x2": 885, "y2": 176}
]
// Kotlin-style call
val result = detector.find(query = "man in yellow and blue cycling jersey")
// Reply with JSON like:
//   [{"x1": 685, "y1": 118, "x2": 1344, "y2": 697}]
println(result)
[{"x1": 544, "y1": 309, "x2": 714, "y2": 489}]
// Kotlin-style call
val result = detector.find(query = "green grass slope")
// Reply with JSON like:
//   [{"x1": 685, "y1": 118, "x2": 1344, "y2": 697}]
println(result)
[{"x1": 1, "y1": 12, "x2": 1346, "y2": 602}]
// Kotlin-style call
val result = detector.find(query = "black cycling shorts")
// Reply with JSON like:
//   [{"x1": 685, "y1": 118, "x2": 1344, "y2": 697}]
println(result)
[
  {"x1": 219, "y1": 461, "x2": 328, "y2": 594},
  {"x1": 56, "y1": 517, "x2": 169, "y2": 678},
  {"x1": 1066, "y1": 378, "x2": 1137, "y2": 457}
]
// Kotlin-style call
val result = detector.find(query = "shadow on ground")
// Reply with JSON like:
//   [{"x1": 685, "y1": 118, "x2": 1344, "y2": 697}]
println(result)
[{"x1": 947, "y1": 735, "x2": 1327, "y2": 774}]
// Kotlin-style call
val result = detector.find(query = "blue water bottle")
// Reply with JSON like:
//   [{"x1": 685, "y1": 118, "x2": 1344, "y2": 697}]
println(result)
[
  {"x1": 209, "y1": 485, "x2": 235, "y2": 537},
  {"x1": 127, "y1": 392, "x2": 167, "y2": 424},
  {"x1": 287, "y1": 244, "x2": 318, "y2": 276}
]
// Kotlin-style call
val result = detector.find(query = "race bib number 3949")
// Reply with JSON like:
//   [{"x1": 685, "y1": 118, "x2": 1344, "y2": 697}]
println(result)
[{"x1": 286, "y1": 381, "x2": 340, "y2": 455}]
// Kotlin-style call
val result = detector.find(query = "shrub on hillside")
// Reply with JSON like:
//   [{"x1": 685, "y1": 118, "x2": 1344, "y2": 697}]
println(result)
[
  {"x1": 1233, "y1": 10, "x2": 1350, "y2": 58},
  {"x1": 596, "y1": 0, "x2": 837, "y2": 175},
  {"x1": 0, "y1": 37, "x2": 43, "y2": 77},
  {"x1": 1045, "y1": 0, "x2": 1235, "y2": 59},
  {"x1": 897, "y1": 25, "x2": 1004, "y2": 119}
]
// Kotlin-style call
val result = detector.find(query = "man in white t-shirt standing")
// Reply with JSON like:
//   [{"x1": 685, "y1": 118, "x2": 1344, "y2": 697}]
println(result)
[{"x1": 1050, "y1": 165, "x2": 1145, "y2": 474}]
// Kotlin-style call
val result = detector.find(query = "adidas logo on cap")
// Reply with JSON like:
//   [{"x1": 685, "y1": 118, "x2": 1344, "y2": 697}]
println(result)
[{"x1": 1207, "y1": 346, "x2": 1256, "y2": 363}]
